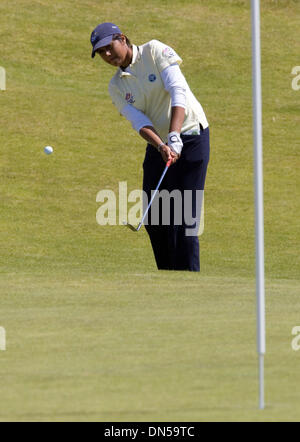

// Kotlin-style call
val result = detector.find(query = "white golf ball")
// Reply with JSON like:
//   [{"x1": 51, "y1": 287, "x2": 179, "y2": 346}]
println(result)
[{"x1": 44, "y1": 145, "x2": 53, "y2": 155}]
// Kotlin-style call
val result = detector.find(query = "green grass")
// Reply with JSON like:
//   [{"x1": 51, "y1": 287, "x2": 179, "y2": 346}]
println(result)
[
  {"x1": 1, "y1": 273, "x2": 300, "y2": 421},
  {"x1": 0, "y1": 0, "x2": 300, "y2": 421}
]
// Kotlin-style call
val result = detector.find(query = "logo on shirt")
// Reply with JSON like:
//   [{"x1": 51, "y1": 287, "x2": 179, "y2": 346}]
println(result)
[
  {"x1": 125, "y1": 92, "x2": 135, "y2": 104},
  {"x1": 148, "y1": 74, "x2": 156, "y2": 82},
  {"x1": 162, "y1": 47, "x2": 175, "y2": 58}
]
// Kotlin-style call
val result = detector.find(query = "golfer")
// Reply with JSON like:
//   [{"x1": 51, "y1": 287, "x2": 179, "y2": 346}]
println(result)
[{"x1": 91, "y1": 22, "x2": 210, "y2": 271}]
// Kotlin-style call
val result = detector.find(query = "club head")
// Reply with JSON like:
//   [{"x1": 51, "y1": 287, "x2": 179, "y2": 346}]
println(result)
[{"x1": 123, "y1": 222, "x2": 138, "y2": 232}]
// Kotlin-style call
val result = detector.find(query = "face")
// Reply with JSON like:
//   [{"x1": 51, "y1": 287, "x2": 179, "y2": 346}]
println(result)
[{"x1": 96, "y1": 35, "x2": 129, "y2": 67}]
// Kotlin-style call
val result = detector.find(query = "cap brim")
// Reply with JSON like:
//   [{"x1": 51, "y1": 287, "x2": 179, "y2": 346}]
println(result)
[{"x1": 91, "y1": 35, "x2": 114, "y2": 58}]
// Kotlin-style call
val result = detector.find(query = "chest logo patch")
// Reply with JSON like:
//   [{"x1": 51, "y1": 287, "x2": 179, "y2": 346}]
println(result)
[
  {"x1": 148, "y1": 74, "x2": 156, "y2": 82},
  {"x1": 125, "y1": 92, "x2": 135, "y2": 104}
]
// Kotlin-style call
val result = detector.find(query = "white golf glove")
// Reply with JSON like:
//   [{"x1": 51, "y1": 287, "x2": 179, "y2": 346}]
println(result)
[{"x1": 167, "y1": 131, "x2": 183, "y2": 155}]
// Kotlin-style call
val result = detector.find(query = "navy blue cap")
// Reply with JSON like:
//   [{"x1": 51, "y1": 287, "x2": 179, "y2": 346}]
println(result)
[{"x1": 91, "y1": 22, "x2": 122, "y2": 58}]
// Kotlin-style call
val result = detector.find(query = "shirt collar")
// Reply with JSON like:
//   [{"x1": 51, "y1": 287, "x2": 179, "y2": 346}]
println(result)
[
  {"x1": 118, "y1": 45, "x2": 139, "y2": 77},
  {"x1": 131, "y1": 45, "x2": 139, "y2": 65}
]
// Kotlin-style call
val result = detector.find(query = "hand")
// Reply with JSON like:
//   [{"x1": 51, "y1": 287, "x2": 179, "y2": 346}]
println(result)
[
  {"x1": 167, "y1": 131, "x2": 183, "y2": 155},
  {"x1": 160, "y1": 144, "x2": 179, "y2": 165}
]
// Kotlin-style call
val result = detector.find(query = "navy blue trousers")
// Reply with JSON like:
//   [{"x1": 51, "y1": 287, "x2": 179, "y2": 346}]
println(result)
[{"x1": 143, "y1": 126, "x2": 210, "y2": 271}]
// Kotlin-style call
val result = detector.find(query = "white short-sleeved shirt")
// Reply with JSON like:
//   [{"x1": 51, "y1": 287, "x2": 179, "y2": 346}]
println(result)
[{"x1": 109, "y1": 40, "x2": 208, "y2": 142}]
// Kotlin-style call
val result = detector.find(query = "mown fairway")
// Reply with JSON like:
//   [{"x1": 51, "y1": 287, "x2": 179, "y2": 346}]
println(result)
[{"x1": 0, "y1": 0, "x2": 299, "y2": 421}]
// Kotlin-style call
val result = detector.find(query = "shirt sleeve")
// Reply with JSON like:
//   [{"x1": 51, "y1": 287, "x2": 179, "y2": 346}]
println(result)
[
  {"x1": 121, "y1": 104, "x2": 153, "y2": 133},
  {"x1": 108, "y1": 80, "x2": 127, "y2": 113},
  {"x1": 149, "y1": 40, "x2": 182, "y2": 73},
  {"x1": 160, "y1": 63, "x2": 187, "y2": 109}
]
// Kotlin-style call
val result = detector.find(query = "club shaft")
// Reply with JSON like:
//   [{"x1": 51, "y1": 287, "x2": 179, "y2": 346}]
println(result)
[{"x1": 138, "y1": 164, "x2": 169, "y2": 229}]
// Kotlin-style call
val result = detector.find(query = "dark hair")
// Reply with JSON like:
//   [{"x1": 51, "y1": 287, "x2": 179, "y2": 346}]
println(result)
[{"x1": 112, "y1": 33, "x2": 132, "y2": 48}]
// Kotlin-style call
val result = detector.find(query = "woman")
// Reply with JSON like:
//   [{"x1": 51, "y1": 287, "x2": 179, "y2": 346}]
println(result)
[{"x1": 91, "y1": 22, "x2": 210, "y2": 271}]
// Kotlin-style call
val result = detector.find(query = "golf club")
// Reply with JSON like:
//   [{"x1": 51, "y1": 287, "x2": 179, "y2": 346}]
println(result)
[{"x1": 123, "y1": 158, "x2": 172, "y2": 232}]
